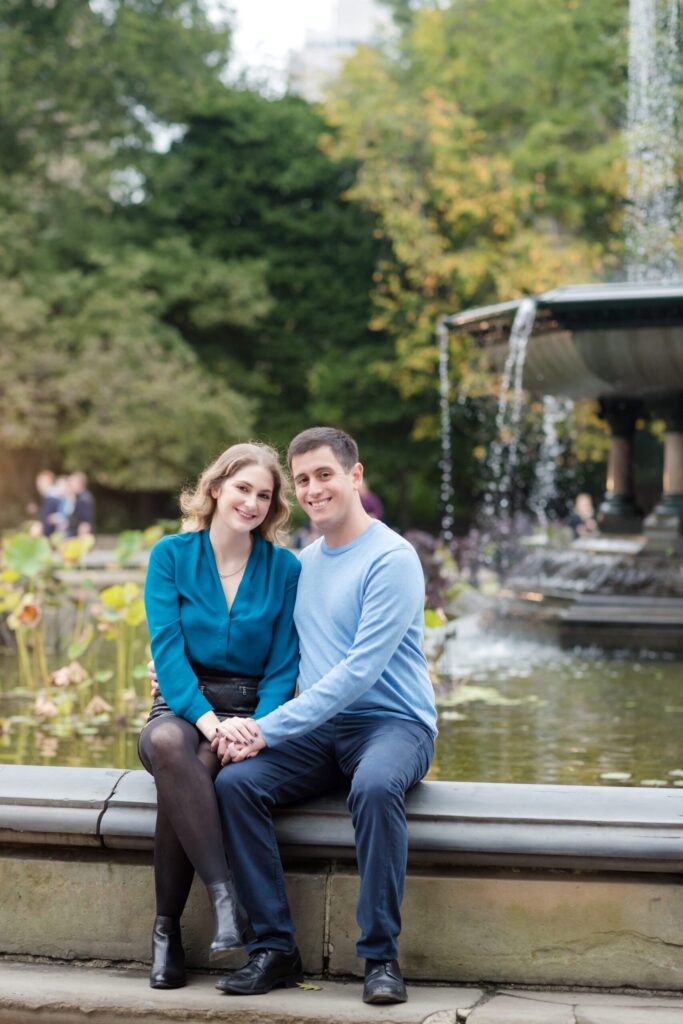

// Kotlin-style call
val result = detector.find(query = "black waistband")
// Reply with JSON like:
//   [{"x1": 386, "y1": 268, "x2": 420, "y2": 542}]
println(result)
[{"x1": 190, "y1": 662, "x2": 260, "y2": 684}]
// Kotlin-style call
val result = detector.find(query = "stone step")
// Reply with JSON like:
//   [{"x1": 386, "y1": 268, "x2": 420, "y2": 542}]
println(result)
[
  {"x1": 0, "y1": 960, "x2": 480, "y2": 1024},
  {"x1": 2, "y1": 961, "x2": 683, "y2": 1024}
]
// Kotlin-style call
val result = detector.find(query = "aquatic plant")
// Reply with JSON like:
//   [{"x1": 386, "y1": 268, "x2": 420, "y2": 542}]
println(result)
[{"x1": 0, "y1": 529, "x2": 154, "y2": 762}]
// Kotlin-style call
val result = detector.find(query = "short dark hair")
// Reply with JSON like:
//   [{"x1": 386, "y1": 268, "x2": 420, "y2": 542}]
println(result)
[{"x1": 287, "y1": 427, "x2": 359, "y2": 471}]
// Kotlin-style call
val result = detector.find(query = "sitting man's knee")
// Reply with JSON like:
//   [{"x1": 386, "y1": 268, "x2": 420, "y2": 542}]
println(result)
[
  {"x1": 349, "y1": 774, "x2": 402, "y2": 811},
  {"x1": 214, "y1": 763, "x2": 258, "y2": 803}
]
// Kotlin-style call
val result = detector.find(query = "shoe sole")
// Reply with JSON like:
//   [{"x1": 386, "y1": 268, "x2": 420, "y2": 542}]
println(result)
[
  {"x1": 217, "y1": 973, "x2": 304, "y2": 995},
  {"x1": 149, "y1": 979, "x2": 186, "y2": 989},
  {"x1": 363, "y1": 991, "x2": 408, "y2": 1005},
  {"x1": 209, "y1": 944, "x2": 244, "y2": 961}
]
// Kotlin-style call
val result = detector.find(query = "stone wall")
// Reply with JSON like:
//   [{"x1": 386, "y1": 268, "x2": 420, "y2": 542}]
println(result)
[{"x1": 2, "y1": 766, "x2": 683, "y2": 988}]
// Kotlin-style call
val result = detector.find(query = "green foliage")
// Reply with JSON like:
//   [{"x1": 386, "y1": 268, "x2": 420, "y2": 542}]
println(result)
[
  {"x1": 0, "y1": 0, "x2": 628, "y2": 530},
  {"x1": 0, "y1": 0, "x2": 259, "y2": 497},
  {"x1": 136, "y1": 90, "x2": 380, "y2": 448},
  {"x1": 323, "y1": 0, "x2": 627, "y2": 520},
  {"x1": 3, "y1": 535, "x2": 52, "y2": 579},
  {"x1": 0, "y1": 0, "x2": 229, "y2": 177},
  {"x1": 0, "y1": 251, "x2": 255, "y2": 489}
]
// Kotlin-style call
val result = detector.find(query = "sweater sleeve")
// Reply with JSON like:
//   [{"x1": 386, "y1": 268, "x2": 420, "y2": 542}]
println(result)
[
  {"x1": 144, "y1": 539, "x2": 212, "y2": 723},
  {"x1": 257, "y1": 546, "x2": 423, "y2": 747},
  {"x1": 253, "y1": 560, "x2": 301, "y2": 719}
]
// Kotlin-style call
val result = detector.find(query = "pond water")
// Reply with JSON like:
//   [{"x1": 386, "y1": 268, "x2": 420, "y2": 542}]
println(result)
[
  {"x1": 429, "y1": 615, "x2": 683, "y2": 787},
  {"x1": 2, "y1": 616, "x2": 682, "y2": 785}
]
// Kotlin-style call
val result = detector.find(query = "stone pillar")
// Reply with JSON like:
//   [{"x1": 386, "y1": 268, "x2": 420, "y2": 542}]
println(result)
[
  {"x1": 644, "y1": 394, "x2": 683, "y2": 552},
  {"x1": 597, "y1": 397, "x2": 643, "y2": 535}
]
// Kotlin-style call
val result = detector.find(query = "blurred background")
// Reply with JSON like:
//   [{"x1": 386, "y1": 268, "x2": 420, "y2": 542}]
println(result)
[{"x1": 0, "y1": 0, "x2": 634, "y2": 535}]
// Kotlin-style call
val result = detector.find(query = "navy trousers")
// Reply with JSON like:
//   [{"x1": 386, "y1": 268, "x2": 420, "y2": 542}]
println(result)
[{"x1": 214, "y1": 714, "x2": 434, "y2": 961}]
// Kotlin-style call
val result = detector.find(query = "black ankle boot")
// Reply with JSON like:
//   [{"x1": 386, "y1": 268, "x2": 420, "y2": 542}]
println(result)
[
  {"x1": 207, "y1": 879, "x2": 251, "y2": 958},
  {"x1": 150, "y1": 915, "x2": 186, "y2": 989}
]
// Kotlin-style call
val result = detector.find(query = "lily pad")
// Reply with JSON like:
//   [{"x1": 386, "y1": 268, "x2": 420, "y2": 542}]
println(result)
[
  {"x1": 3, "y1": 534, "x2": 51, "y2": 578},
  {"x1": 439, "y1": 685, "x2": 543, "y2": 708}
]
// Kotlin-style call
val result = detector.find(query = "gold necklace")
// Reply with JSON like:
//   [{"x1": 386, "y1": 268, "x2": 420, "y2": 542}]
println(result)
[{"x1": 217, "y1": 557, "x2": 249, "y2": 579}]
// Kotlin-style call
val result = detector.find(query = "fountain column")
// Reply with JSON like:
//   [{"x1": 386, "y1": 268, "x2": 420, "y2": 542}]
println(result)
[
  {"x1": 644, "y1": 394, "x2": 683, "y2": 551},
  {"x1": 597, "y1": 398, "x2": 643, "y2": 534}
]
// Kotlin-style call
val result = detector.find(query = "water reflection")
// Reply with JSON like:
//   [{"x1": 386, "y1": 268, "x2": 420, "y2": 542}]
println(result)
[
  {"x1": 430, "y1": 615, "x2": 683, "y2": 786},
  {"x1": 3, "y1": 618, "x2": 683, "y2": 784}
]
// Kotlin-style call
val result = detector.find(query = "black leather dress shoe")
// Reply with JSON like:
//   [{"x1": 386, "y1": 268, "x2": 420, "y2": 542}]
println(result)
[
  {"x1": 362, "y1": 959, "x2": 407, "y2": 1004},
  {"x1": 149, "y1": 916, "x2": 186, "y2": 989},
  {"x1": 215, "y1": 947, "x2": 303, "y2": 995}
]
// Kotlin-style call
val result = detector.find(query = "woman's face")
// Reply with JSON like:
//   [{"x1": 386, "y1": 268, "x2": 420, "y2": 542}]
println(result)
[{"x1": 212, "y1": 463, "x2": 274, "y2": 534}]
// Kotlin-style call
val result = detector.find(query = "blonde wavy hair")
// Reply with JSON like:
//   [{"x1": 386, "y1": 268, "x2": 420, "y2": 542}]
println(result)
[{"x1": 180, "y1": 442, "x2": 290, "y2": 543}]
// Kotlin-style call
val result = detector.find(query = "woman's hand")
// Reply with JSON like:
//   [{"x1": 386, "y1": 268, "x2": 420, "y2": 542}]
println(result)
[
  {"x1": 216, "y1": 716, "x2": 261, "y2": 746},
  {"x1": 148, "y1": 659, "x2": 160, "y2": 699}
]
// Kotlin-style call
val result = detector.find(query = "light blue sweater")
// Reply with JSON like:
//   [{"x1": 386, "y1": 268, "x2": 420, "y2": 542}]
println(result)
[{"x1": 258, "y1": 520, "x2": 437, "y2": 748}]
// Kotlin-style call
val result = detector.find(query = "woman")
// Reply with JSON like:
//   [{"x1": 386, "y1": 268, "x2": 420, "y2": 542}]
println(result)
[{"x1": 139, "y1": 442, "x2": 300, "y2": 989}]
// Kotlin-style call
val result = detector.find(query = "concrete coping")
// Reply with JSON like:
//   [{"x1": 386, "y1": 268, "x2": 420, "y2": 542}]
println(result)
[{"x1": 1, "y1": 765, "x2": 683, "y2": 872}]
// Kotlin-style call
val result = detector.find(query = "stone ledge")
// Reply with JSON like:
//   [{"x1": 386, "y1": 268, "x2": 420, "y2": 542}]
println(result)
[
  {"x1": 2, "y1": 766, "x2": 683, "y2": 872},
  {"x1": 0, "y1": 766, "x2": 124, "y2": 846}
]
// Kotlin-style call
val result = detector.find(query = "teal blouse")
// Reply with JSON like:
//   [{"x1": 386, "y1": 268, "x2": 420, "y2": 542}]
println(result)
[{"x1": 144, "y1": 529, "x2": 301, "y2": 724}]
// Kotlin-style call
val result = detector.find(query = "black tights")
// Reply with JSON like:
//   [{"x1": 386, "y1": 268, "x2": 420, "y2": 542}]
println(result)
[{"x1": 139, "y1": 716, "x2": 228, "y2": 919}]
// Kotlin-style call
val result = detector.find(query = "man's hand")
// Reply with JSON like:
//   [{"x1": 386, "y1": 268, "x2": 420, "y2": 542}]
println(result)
[
  {"x1": 148, "y1": 659, "x2": 159, "y2": 699},
  {"x1": 210, "y1": 725, "x2": 266, "y2": 766},
  {"x1": 228, "y1": 730, "x2": 266, "y2": 763},
  {"x1": 211, "y1": 732, "x2": 236, "y2": 765}
]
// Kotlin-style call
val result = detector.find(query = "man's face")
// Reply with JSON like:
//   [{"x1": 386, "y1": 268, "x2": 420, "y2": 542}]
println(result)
[{"x1": 291, "y1": 446, "x2": 362, "y2": 534}]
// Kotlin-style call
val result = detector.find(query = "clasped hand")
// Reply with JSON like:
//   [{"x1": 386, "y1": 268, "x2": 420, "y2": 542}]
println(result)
[
  {"x1": 147, "y1": 659, "x2": 266, "y2": 766},
  {"x1": 211, "y1": 717, "x2": 266, "y2": 765}
]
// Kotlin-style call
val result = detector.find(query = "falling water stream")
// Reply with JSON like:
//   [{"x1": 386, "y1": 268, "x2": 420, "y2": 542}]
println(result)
[
  {"x1": 437, "y1": 318, "x2": 454, "y2": 542},
  {"x1": 481, "y1": 297, "x2": 537, "y2": 523},
  {"x1": 626, "y1": 0, "x2": 682, "y2": 280},
  {"x1": 528, "y1": 396, "x2": 574, "y2": 526}
]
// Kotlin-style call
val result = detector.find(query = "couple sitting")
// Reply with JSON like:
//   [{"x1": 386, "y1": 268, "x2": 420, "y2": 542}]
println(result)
[{"x1": 140, "y1": 426, "x2": 437, "y2": 1005}]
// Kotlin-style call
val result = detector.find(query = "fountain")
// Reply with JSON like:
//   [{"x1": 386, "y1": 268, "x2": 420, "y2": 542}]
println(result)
[{"x1": 438, "y1": 0, "x2": 683, "y2": 650}]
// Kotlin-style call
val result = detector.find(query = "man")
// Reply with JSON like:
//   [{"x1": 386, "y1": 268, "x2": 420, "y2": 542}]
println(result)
[
  {"x1": 213, "y1": 427, "x2": 437, "y2": 1004},
  {"x1": 67, "y1": 472, "x2": 95, "y2": 538}
]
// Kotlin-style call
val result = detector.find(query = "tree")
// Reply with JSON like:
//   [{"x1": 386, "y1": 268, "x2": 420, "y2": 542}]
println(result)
[
  {"x1": 0, "y1": 0, "x2": 269, "y2": 521},
  {"x1": 136, "y1": 90, "x2": 381, "y2": 448},
  {"x1": 322, "y1": 0, "x2": 627, "y2": 525},
  {"x1": 0, "y1": 253, "x2": 253, "y2": 489}
]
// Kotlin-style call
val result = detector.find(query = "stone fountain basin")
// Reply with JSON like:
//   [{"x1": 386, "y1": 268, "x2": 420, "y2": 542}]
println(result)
[
  {"x1": 450, "y1": 282, "x2": 683, "y2": 399},
  {"x1": 488, "y1": 540, "x2": 683, "y2": 652}
]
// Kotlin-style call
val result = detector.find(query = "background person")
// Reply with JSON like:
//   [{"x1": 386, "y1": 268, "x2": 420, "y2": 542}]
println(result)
[
  {"x1": 32, "y1": 470, "x2": 60, "y2": 537},
  {"x1": 139, "y1": 442, "x2": 300, "y2": 990},
  {"x1": 67, "y1": 471, "x2": 95, "y2": 537},
  {"x1": 568, "y1": 493, "x2": 597, "y2": 538},
  {"x1": 53, "y1": 475, "x2": 74, "y2": 535},
  {"x1": 359, "y1": 479, "x2": 383, "y2": 520}
]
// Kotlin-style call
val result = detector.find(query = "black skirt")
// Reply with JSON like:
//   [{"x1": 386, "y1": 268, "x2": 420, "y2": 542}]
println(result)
[{"x1": 145, "y1": 662, "x2": 260, "y2": 724}]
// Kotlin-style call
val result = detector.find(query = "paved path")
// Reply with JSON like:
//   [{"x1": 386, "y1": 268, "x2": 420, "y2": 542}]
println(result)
[{"x1": 1, "y1": 960, "x2": 682, "y2": 1024}]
